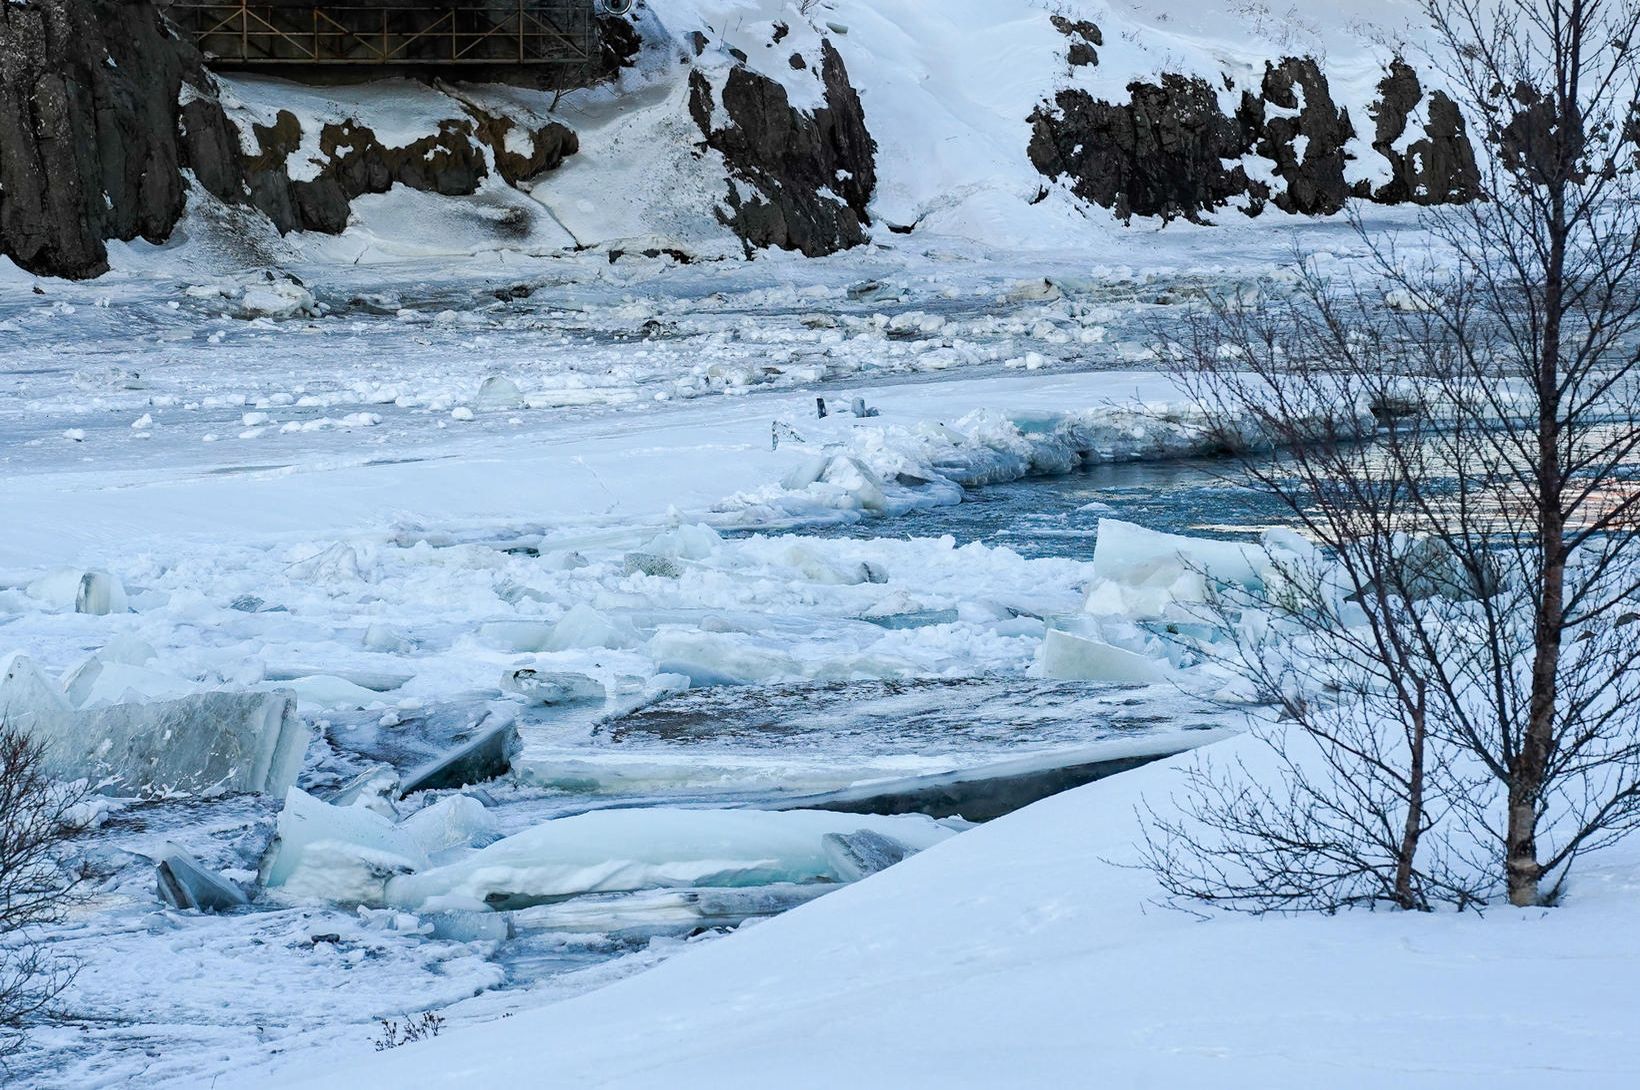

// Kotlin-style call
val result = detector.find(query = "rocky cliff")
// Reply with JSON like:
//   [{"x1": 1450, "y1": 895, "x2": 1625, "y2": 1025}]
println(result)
[
  {"x1": 1026, "y1": 18, "x2": 1479, "y2": 222},
  {"x1": 1, "y1": 0, "x2": 586, "y2": 279},
  {"x1": 688, "y1": 39, "x2": 876, "y2": 257},
  {"x1": 0, "y1": 0, "x2": 193, "y2": 278}
]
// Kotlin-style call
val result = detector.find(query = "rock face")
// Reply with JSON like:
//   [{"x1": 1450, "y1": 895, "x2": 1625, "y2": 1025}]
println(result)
[
  {"x1": 1028, "y1": 19, "x2": 1481, "y2": 221},
  {"x1": 688, "y1": 39, "x2": 877, "y2": 257},
  {"x1": 1029, "y1": 74, "x2": 1257, "y2": 223},
  {"x1": 1, "y1": 0, "x2": 580, "y2": 278},
  {"x1": 1367, "y1": 59, "x2": 1481, "y2": 204},
  {"x1": 0, "y1": 0, "x2": 193, "y2": 278},
  {"x1": 222, "y1": 111, "x2": 579, "y2": 236}
]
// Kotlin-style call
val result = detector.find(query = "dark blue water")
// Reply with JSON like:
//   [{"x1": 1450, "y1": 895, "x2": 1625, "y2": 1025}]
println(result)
[{"x1": 833, "y1": 459, "x2": 1294, "y2": 560}]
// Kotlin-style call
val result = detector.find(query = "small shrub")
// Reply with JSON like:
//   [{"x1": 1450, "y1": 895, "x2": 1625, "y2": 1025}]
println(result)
[{"x1": 373, "y1": 1011, "x2": 446, "y2": 1051}]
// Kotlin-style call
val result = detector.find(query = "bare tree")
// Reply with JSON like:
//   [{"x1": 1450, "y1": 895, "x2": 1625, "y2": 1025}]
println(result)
[
  {"x1": 0, "y1": 723, "x2": 88, "y2": 1057},
  {"x1": 1147, "y1": 0, "x2": 1640, "y2": 909}
]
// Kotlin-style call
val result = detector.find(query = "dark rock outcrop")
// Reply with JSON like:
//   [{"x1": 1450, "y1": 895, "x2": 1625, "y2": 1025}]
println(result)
[
  {"x1": 1028, "y1": 75, "x2": 1258, "y2": 223},
  {"x1": 0, "y1": 0, "x2": 193, "y2": 278},
  {"x1": 1254, "y1": 57, "x2": 1354, "y2": 215},
  {"x1": 1, "y1": 0, "x2": 581, "y2": 276},
  {"x1": 688, "y1": 39, "x2": 877, "y2": 257},
  {"x1": 1368, "y1": 59, "x2": 1481, "y2": 203},
  {"x1": 235, "y1": 111, "x2": 577, "y2": 235},
  {"x1": 1029, "y1": 52, "x2": 1480, "y2": 223},
  {"x1": 597, "y1": 12, "x2": 643, "y2": 78},
  {"x1": 1050, "y1": 14, "x2": 1102, "y2": 68}
]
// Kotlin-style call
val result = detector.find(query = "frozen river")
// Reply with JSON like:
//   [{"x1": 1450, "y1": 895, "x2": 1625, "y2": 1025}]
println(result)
[{"x1": 0, "y1": 242, "x2": 1375, "y2": 1089}]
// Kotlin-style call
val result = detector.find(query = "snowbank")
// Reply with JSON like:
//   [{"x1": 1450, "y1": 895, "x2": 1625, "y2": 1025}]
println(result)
[{"x1": 259, "y1": 727, "x2": 1640, "y2": 1089}]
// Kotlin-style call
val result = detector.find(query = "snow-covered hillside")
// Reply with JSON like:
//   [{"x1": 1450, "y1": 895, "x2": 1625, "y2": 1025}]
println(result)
[
  {"x1": 2, "y1": 0, "x2": 1475, "y2": 279},
  {"x1": 216, "y1": 0, "x2": 1472, "y2": 267}
]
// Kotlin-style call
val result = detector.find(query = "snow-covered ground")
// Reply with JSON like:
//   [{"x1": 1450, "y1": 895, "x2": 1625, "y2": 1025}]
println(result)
[{"x1": 259, "y1": 730, "x2": 1640, "y2": 1090}]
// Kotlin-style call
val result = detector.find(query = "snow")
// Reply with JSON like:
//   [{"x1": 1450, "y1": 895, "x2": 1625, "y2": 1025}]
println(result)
[
  {"x1": 242, "y1": 721, "x2": 1640, "y2": 1088},
  {"x1": 250, "y1": 725, "x2": 1640, "y2": 1090}
]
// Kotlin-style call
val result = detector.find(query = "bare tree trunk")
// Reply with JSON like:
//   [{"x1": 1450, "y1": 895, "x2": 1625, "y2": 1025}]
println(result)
[
  {"x1": 1506, "y1": 105, "x2": 1570, "y2": 906},
  {"x1": 1395, "y1": 682, "x2": 1429, "y2": 908}
]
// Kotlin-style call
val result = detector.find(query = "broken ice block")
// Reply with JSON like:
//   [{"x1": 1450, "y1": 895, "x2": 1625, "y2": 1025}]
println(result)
[
  {"x1": 1036, "y1": 628, "x2": 1170, "y2": 684},
  {"x1": 474, "y1": 375, "x2": 525, "y2": 410},
  {"x1": 398, "y1": 711, "x2": 520, "y2": 796},
  {"x1": 24, "y1": 568, "x2": 128, "y2": 614},
  {"x1": 478, "y1": 620, "x2": 555, "y2": 653},
  {"x1": 262, "y1": 787, "x2": 430, "y2": 904},
  {"x1": 425, "y1": 910, "x2": 511, "y2": 942},
  {"x1": 647, "y1": 629, "x2": 800, "y2": 687},
  {"x1": 640, "y1": 523, "x2": 722, "y2": 560},
  {"x1": 156, "y1": 848, "x2": 249, "y2": 913},
  {"x1": 509, "y1": 883, "x2": 833, "y2": 938},
  {"x1": 1087, "y1": 519, "x2": 1267, "y2": 619},
  {"x1": 820, "y1": 455, "x2": 889, "y2": 513},
  {"x1": 383, "y1": 808, "x2": 955, "y2": 911},
  {"x1": 501, "y1": 668, "x2": 606, "y2": 706},
  {"x1": 3, "y1": 653, "x2": 309, "y2": 796},
  {"x1": 398, "y1": 795, "x2": 498, "y2": 857},
  {"x1": 59, "y1": 655, "x2": 197, "y2": 709},
  {"x1": 822, "y1": 829, "x2": 909, "y2": 881},
  {"x1": 622, "y1": 552, "x2": 683, "y2": 579},
  {"x1": 546, "y1": 603, "x2": 635, "y2": 651},
  {"x1": 264, "y1": 664, "x2": 413, "y2": 693},
  {"x1": 331, "y1": 765, "x2": 401, "y2": 816},
  {"x1": 75, "y1": 571, "x2": 129, "y2": 615}
]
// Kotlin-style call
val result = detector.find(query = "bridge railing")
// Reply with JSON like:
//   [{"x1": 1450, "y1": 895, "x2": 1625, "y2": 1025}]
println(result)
[{"x1": 173, "y1": 1, "x2": 596, "y2": 70}]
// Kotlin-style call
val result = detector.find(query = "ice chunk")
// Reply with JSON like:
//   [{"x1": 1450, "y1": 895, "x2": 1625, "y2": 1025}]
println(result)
[
  {"x1": 1037, "y1": 628, "x2": 1170, "y2": 684},
  {"x1": 474, "y1": 375, "x2": 525, "y2": 410},
  {"x1": 510, "y1": 883, "x2": 832, "y2": 937},
  {"x1": 156, "y1": 848, "x2": 249, "y2": 913},
  {"x1": 781, "y1": 736, "x2": 1219, "y2": 822},
  {"x1": 398, "y1": 710, "x2": 520, "y2": 796},
  {"x1": 331, "y1": 765, "x2": 401, "y2": 816},
  {"x1": 861, "y1": 608, "x2": 960, "y2": 630},
  {"x1": 75, "y1": 571, "x2": 129, "y2": 615},
  {"x1": 60, "y1": 655, "x2": 196, "y2": 708},
  {"x1": 4, "y1": 654, "x2": 308, "y2": 796},
  {"x1": 241, "y1": 278, "x2": 315, "y2": 318},
  {"x1": 264, "y1": 664, "x2": 413, "y2": 693},
  {"x1": 385, "y1": 809, "x2": 955, "y2": 911},
  {"x1": 24, "y1": 568, "x2": 127, "y2": 614},
  {"x1": 821, "y1": 829, "x2": 909, "y2": 882},
  {"x1": 398, "y1": 795, "x2": 498, "y2": 857},
  {"x1": 547, "y1": 603, "x2": 636, "y2": 651},
  {"x1": 271, "y1": 674, "x2": 386, "y2": 711},
  {"x1": 0, "y1": 652, "x2": 74, "y2": 735},
  {"x1": 780, "y1": 452, "x2": 832, "y2": 491},
  {"x1": 641, "y1": 523, "x2": 722, "y2": 560},
  {"x1": 1087, "y1": 520, "x2": 1267, "y2": 619},
  {"x1": 648, "y1": 629, "x2": 800, "y2": 687},
  {"x1": 1398, "y1": 535, "x2": 1500, "y2": 601},
  {"x1": 363, "y1": 622, "x2": 413, "y2": 654},
  {"x1": 285, "y1": 542, "x2": 367, "y2": 585},
  {"x1": 425, "y1": 910, "x2": 511, "y2": 942},
  {"x1": 622, "y1": 552, "x2": 682, "y2": 579},
  {"x1": 478, "y1": 620, "x2": 555, "y2": 653},
  {"x1": 780, "y1": 543, "x2": 876, "y2": 586},
  {"x1": 262, "y1": 787, "x2": 429, "y2": 904},
  {"x1": 501, "y1": 668, "x2": 606, "y2": 706},
  {"x1": 820, "y1": 455, "x2": 890, "y2": 513},
  {"x1": 96, "y1": 635, "x2": 158, "y2": 667}
]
